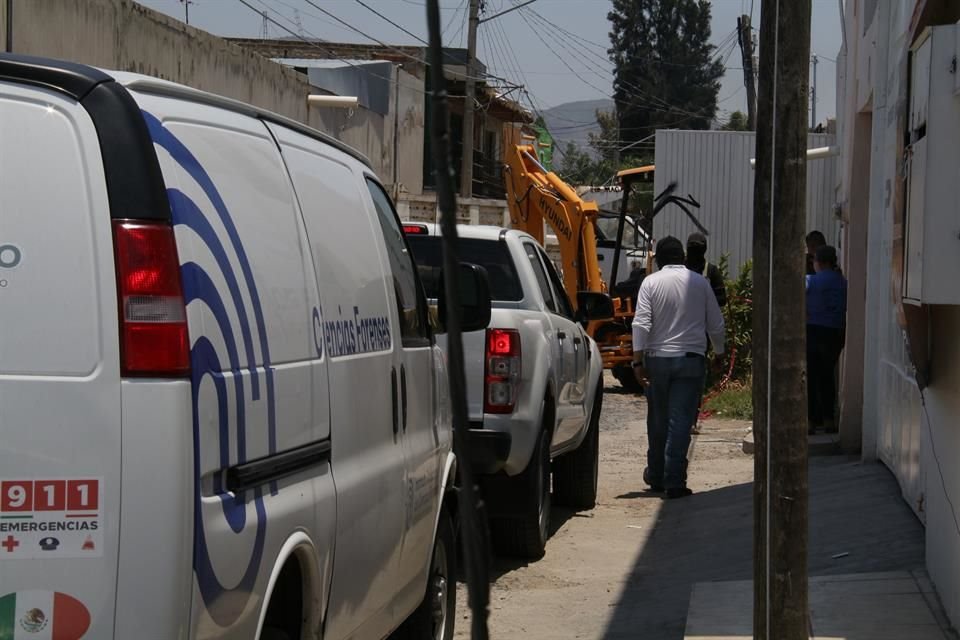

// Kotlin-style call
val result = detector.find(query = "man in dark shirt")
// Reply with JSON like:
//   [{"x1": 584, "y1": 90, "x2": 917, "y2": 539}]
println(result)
[
  {"x1": 805, "y1": 230, "x2": 826, "y2": 276},
  {"x1": 806, "y1": 245, "x2": 847, "y2": 434},
  {"x1": 685, "y1": 233, "x2": 726, "y2": 307}
]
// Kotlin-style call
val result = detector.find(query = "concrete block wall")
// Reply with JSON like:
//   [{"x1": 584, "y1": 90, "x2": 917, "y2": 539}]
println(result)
[
  {"x1": 4, "y1": 0, "x2": 425, "y2": 186},
  {"x1": 396, "y1": 193, "x2": 509, "y2": 227}
]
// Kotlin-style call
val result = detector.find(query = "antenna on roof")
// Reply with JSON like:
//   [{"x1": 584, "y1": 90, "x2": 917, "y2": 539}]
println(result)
[{"x1": 293, "y1": 9, "x2": 306, "y2": 37}]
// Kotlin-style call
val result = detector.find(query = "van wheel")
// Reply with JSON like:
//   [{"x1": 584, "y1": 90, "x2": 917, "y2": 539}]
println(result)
[
  {"x1": 395, "y1": 510, "x2": 457, "y2": 640},
  {"x1": 490, "y1": 428, "x2": 550, "y2": 559},
  {"x1": 553, "y1": 384, "x2": 602, "y2": 510}
]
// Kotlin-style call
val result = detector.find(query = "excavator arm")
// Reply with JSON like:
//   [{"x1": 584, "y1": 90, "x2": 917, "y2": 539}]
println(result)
[{"x1": 503, "y1": 144, "x2": 606, "y2": 307}]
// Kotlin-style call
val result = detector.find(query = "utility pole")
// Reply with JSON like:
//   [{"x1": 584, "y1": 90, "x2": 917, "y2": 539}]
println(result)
[
  {"x1": 810, "y1": 54, "x2": 818, "y2": 129},
  {"x1": 261, "y1": 10, "x2": 269, "y2": 39},
  {"x1": 737, "y1": 15, "x2": 757, "y2": 129},
  {"x1": 5, "y1": 0, "x2": 12, "y2": 53},
  {"x1": 460, "y1": 0, "x2": 481, "y2": 198},
  {"x1": 751, "y1": 0, "x2": 811, "y2": 638},
  {"x1": 181, "y1": 0, "x2": 192, "y2": 26}
]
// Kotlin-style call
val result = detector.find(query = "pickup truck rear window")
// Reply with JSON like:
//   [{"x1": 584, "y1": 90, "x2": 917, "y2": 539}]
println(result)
[{"x1": 407, "y1": 236, "x2": 523, "y2": 302}]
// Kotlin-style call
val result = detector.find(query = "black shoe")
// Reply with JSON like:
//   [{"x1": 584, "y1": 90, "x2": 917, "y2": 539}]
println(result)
[
  {"x1": 666, "y1": 487, "x2": 693, "y2": 499},
  {"x1": 643, "y1": 468, "x2": 664, "y2": 492}
]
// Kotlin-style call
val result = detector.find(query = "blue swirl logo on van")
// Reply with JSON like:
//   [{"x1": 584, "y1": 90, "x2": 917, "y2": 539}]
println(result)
[
  {"x1": 0, "y1": 244, "x2": 21, "y2": 269},
  {"x1": 143, "y1": 111, "x2": 274, "y2": 628}
]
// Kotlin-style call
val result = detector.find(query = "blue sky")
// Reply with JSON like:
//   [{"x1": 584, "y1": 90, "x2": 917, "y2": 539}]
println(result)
[{"x1": 135, "y1": 0, "x2": 842, "y2": 123}]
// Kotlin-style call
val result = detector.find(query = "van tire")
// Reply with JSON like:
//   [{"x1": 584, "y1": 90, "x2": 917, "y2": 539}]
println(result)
[
  {"x1": 490, "y1": 427, "x2": 550, "y2": 559},
  {"x1": 394, "y1": 510, "x2": 457, "y2": 640},
  {"x1": 553, "y1": 384, "x2": 602, "y2": 510}
]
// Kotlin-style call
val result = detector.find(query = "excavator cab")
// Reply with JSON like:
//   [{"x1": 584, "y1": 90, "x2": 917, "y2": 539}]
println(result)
[{"x1": 502, "y1": 145, "x2": 708, "y2": 392}]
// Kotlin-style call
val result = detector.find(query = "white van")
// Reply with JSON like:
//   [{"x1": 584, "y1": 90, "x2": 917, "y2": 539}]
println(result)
[{"x1": 0, "y1": 53, "x2": 488, "y2": 640}]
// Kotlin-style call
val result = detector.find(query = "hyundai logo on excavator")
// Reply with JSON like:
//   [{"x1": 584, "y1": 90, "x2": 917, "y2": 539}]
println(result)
[{"x1": 539, "y1": 196, "x2": 573, "y2": 242}]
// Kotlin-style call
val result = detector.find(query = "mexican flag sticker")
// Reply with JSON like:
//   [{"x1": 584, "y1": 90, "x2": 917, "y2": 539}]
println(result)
[{"x1": 0, "y1": 591, "x2": 90, "y2": 640}]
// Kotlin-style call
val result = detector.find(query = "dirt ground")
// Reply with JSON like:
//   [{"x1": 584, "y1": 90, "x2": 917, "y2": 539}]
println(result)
[{"x1": 454, "y1": 372, "x2": 754, "y2": 640}]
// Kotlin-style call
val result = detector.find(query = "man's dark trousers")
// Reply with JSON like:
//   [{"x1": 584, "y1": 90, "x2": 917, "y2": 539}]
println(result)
[
  {"x1": 645, "y1": 354, "x2": 707, "y2": 490},
  {"x1": 807, "y1": 324, "x2": 844, "y2": 427}
]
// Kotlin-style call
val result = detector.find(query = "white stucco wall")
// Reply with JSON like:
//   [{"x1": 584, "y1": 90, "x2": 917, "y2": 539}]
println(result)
[
  {"x1": 4, "y1": 0, "x2": 425, "y2": 187},
  {"x1": 840, "y1": 0, "x2": 960, "y2": 628}
]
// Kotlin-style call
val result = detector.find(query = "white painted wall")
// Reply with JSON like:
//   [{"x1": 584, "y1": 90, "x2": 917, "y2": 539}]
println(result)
[
  {"x1": 5, "y1": 0, "x2": 424, "y2": 187},
  {"x1": 839, "y1": 0, "x2": 960, "y2": 628}
]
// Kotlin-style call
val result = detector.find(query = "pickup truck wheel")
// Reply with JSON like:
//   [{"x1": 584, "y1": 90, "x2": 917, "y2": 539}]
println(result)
[
  {"x1": 552, "y1": 384, "x2": 602, "y2": 510},
  {"x1": 394, "y1": 510, "x2": 457, "y2": 640},
  {"x1": 490, "y1": 428, "x2": 550, "y2": 559}
]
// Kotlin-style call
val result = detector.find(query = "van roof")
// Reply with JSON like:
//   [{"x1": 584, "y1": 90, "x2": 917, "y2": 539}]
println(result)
[
  {"x1": 113, "y1": 72, "x2": 372, "y2": 169},
  {"x1": 0, "y1": 53, "x2": 372, "y2": 170}
]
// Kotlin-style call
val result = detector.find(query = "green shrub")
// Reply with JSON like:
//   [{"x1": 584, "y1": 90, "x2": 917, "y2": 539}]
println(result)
[
  {"x1": 704, "y1": 382, "x2": 753, "y2": 420},
  {"x1": 707, "y1": 256, "x2": 753, "y2": 390}
]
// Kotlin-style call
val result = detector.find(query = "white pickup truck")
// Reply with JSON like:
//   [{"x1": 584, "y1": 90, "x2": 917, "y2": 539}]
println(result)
[{"x1": 405, "y1": 223, "x2": 611, "y2": 559}]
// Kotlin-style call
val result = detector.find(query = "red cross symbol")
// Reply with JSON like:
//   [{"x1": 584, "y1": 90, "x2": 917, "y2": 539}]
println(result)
[{"x1": 1, "y1": 535, "x2": 19, "y2": 553}]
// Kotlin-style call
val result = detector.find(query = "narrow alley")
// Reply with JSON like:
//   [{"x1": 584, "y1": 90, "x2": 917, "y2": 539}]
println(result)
[{"x1": 456, "y1": 373, "x2": 938, "y2": 639}]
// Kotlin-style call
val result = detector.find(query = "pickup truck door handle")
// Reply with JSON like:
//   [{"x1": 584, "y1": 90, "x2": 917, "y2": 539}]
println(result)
[
  {"x1": 400, "y1": 365, "x2": 408, "y2": 432},
  {"x1": 391, "y1": 367, "x2": 399, "y2": 435},
  {"x1": 557, "y1": 331, "x2": 567, "y2": 340}
]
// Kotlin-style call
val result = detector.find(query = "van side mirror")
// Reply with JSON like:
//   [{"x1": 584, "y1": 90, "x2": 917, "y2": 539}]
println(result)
[
  {"x1": 437, "y1": 263, "x2": 492, "y2": 333},
  {"x1": 575, "y1": 291, "x2": 615, "y2": 323}
]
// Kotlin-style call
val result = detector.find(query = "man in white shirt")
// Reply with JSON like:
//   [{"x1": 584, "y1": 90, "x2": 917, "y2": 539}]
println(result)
[{"x1": 632, "y1": 236, "x2": 725, "y2": 499}]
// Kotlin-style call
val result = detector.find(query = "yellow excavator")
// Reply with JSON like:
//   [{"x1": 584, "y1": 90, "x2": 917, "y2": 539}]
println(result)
[{"x1": 503, "y1": 144, "x2": 705, "y2": 390}]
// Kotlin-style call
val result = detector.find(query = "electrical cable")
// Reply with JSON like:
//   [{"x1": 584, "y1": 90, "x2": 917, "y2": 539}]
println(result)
[
  {"x1": 442, "y1": 0, "x2": 466, "y2": 36},
  {"x1": 920, "y1": 388, "x2": 960, "y2": 540},
  {"x1": 517, "y1": 3, "x2": 731, "y2": 122},
  {"x1": 236, "y1": 0, "x2": 431, "y2": 95},
  {"x1": 301, "y1": 0, "x2": 514, "y2": 86},
  {"x1": 513, "y1": 7, "x2": 682, "y2": 120},
  {"x1": 352, "y1": 0, "x2": 428, "y2": 45}
]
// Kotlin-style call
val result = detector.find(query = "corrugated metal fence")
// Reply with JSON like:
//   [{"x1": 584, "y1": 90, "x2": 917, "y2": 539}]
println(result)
[{"x1": 653, "y1": 130, "x2": 839, "y2": 274}]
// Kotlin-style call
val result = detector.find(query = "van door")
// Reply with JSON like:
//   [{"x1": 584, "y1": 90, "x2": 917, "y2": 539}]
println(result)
[
  {"x1": 365, "y1": 180, "x2": 443, "y2": 613},
  {"x1": 0, "y1": 82, "x2": 122, "y2": 638},
  {"x1": 133, "y1": 94, "x2": 327, "y2": 639},
  {"x1": 265, "y1": 122, "x2": 407, "y2": 640}
]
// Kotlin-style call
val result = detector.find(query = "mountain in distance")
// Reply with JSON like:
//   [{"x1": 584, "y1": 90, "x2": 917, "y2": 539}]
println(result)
[{"x1": 541, "y1": 98, "x2": 614, "y2": 154}]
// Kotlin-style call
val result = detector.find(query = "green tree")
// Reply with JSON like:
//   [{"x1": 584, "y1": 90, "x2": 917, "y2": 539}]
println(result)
[
  {"x1": 607, "y1": 0, "x2": 724, "y2": 144},
  {"x1": 722, "y1": 110, "x2": 750, "y2": 131},
  {"x1": 588, "y1": 109, "x2": 620, "y2": 162},
  {"x1": 557, "y1": 142, "x2": 610, "y2": 185}
]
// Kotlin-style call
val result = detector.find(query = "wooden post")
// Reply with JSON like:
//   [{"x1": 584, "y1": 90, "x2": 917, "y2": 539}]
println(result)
[
  {"x1": 460, "y1": 0, "x2": 480, "y2": 197},
  {"x1": 752, "y1": 0, "x2": 812, "y2": 638},
  {"x1": 738, "y1": 15, "x2": 758, "y2": 129}
]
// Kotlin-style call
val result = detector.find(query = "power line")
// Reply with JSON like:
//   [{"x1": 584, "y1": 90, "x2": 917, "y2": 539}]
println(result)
[
  {"x1": 518, "y1": 1, "x2": 731, "y2": 120},
  {"x1": 236, "y1": 0, "x2": 432, "y2": 96},
  {"x1": 300, "y1": 0, "x2": 507, "y2": 85},
  {"x1": 442, "y1": 0, "x2": 466, "y2": 37},
  {"x1": 516, "y1": 4, "x2": 717, "y2": 121},
  {"x1": 352, "y1": 0, "x2": 428, "y2": 45}
]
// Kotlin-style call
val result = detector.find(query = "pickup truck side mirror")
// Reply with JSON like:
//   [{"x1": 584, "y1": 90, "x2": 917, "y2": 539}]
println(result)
[
  {"x1": 576, "y1": 291, "x2": 615, "y2": 323},
  {"x1": 437, "y1": 262, "x2": 493, "y2": 333}
]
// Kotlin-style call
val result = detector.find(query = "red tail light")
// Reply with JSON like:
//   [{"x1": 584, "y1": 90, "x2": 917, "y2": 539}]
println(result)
[
  {"x1": 485, "y1": 329, "x2": 521, "y2": 414},
  {"x1": 402, "y1": 224, "x2": 428, "y2": 235},
  {"x1": 112, "y1": 221, "x2": 190, "y2": 377}
]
